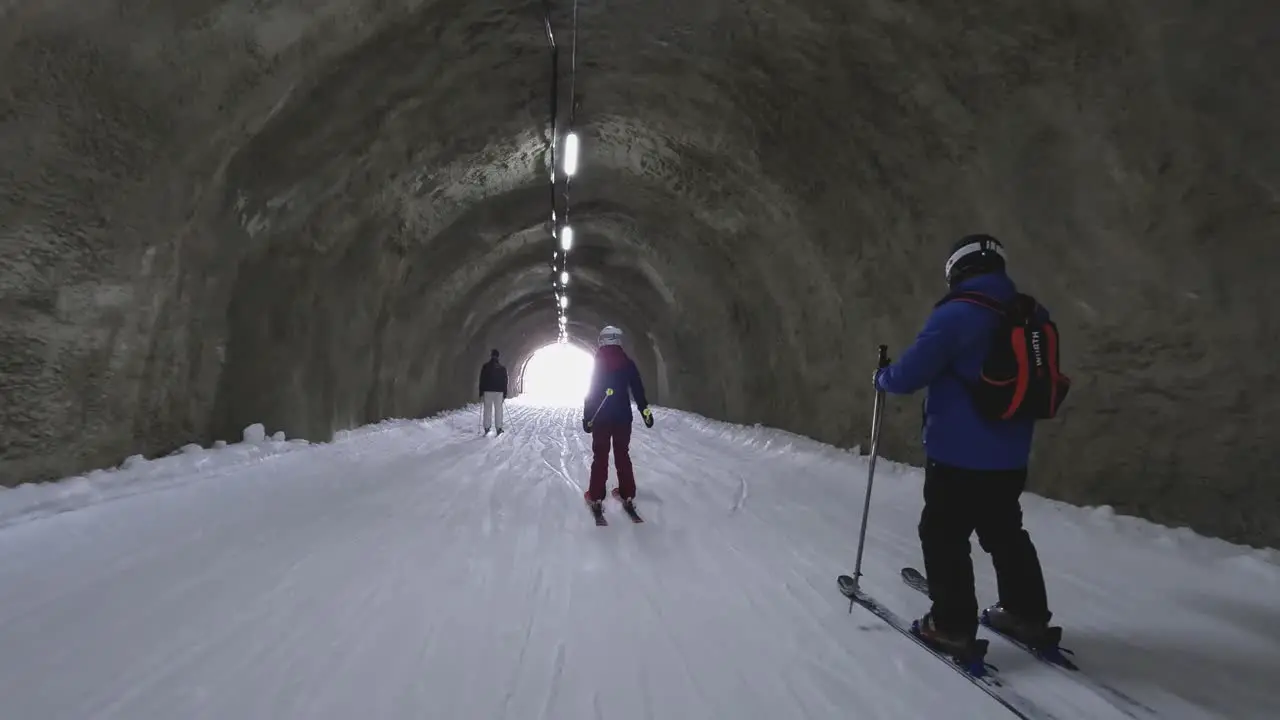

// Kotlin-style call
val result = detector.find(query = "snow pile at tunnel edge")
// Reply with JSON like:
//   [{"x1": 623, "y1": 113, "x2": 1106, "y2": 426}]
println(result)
[
  {"x1": 0, "y1": 423, "x2": 308, "y2": 529},
  {"x1": 657, "y1": 405, "x2": 1280, "y2": 577},
  {"x1": 0, "y1": 407, "x2": 479, "y2": 529}
]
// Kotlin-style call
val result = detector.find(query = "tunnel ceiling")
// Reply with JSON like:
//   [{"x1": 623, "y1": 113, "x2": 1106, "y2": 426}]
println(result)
[{"x1": 3, "y1": 0, "x2": 1280, "y2": 547}]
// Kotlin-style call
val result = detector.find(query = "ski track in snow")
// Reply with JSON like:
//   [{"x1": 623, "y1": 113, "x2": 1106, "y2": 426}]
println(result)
[{"x1": 1, "y1": 400, "x2": 1278, "y2": 719}]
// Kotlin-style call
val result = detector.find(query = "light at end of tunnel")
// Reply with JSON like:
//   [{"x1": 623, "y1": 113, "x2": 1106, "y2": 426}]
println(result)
[
  {"x1": 563, "y1": 132, "x2": 580, "y2": 177},
  {"x1": 522, "y1": 341, "x2": 593, "y2": 406},
  {"x1": 560, "y1": 225, "x2": 574, "y2": 251},
  {"x1": 560, "y1": 271, "x2": 569, "y2": 285}
]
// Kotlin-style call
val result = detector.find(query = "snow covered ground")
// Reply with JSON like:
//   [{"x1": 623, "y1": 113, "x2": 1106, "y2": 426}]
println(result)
[{"x1": 1, "y1": 401, "x2": 1277, "y2": 719}]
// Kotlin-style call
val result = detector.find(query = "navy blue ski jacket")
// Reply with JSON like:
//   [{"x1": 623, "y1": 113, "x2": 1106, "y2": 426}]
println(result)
[
  {"x1": 584, "y1": 345, "x2": 649, "y2": 425},
  {"x1": 875, "y1": 271, "x2": 1042, "y2": 471},
  {"x1": 478, "y1": 359, "x2": 508, "y2": 396}
]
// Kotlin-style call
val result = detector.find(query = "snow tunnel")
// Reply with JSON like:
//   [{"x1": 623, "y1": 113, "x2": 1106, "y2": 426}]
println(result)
[{"x1": 3, "y1": 1, "x2": 1279, "y2": 549}]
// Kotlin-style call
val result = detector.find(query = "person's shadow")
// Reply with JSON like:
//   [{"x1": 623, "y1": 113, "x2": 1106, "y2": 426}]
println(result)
[
  {"x1": 634, "y1": 488, "x2": 664, "y2": 505},
  {"x1": 1025, "y1": 591, "x2": 1280, "y2": 718}
]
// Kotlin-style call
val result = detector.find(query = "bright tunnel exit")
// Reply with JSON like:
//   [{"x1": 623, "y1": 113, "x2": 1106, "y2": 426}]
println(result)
[{"x1": 521, "y1": 341, "x2": 595, "y2": 406}]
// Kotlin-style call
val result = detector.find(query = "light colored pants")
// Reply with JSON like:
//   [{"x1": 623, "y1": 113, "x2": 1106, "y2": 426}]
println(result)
[{"x1": 482, "y1": 392, "x2": 505, "y2": 430}]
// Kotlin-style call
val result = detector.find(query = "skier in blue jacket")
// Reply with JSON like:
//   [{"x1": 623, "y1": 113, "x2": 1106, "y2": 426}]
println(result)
[
  {"x1": 874, "y1": 234, "x2": 1055, "y2": 655},
  {"x1": 582, "y1": 325, "x2": 653, "y2": 511}
]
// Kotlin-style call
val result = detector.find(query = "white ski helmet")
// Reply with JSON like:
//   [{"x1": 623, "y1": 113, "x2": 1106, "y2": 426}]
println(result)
[{"x1": 598, "y1": 325, "x2": 624, "y2": 347}]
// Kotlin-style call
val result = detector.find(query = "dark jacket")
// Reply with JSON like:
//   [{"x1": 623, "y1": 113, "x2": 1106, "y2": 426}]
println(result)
[
  {"x1": 583, "y1": 345, "x2": 648, "y2": 424},
  {"x1": 478, "y1": 359, "x2": 508, "y2": 396},
  {"x1": 876, "y1": 271, "x2": 1042, "y2": 470}
]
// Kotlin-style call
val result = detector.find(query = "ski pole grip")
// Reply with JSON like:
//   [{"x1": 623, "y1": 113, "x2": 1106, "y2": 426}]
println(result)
[{"x1": 877, "y1": 345, "x2": 889, "y2": 369}]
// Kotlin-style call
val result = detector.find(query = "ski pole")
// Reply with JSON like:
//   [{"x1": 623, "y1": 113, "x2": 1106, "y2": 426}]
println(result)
[
  {"x1": 849, "y1": 344, "x2": 890, "y2": 608},
  {"x1": 589, "y1": 388, "x2": 614, "y2": 424}
]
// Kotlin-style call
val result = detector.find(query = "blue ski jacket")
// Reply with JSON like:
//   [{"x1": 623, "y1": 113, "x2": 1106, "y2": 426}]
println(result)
[
  {"x1": 584, "y1": 345, "x2": 649, "y2": 425},
  {"x1": 875, "y1": 271, "x2": 1041, "y2": 471}
]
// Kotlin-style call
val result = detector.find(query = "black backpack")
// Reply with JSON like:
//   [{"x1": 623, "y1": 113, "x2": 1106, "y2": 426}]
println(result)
[{"x1": 936, "y1": 291, "x2": 1071, "y2": 421}]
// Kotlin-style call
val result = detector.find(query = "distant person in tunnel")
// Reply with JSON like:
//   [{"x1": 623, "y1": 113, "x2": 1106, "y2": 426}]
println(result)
[
  {"x1": 478, "y1": 349, "x2": 508, "y2": 435},
  {"x1": 582, "y1": 325, "x2": 654, "y2": 512},
  {"x1": 873, "y1": 234, "x2": 1070, "y2": 657}
]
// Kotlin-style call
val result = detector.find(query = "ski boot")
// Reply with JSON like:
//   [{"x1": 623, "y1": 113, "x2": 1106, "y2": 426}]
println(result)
[
  {"x1": 911, "y1": 614, "x2": 989, "y2": 676},
  {"x1": 611, "y1": 487, "x2": 635, "y2": 510},
  {"x1": 611, "y1": 488, "x2": 643, "y2": 522},
  {"x1": 981, "y1": 604, "x2": 1069, "y2": 662},
  {"x1": 584, "y1": 491, "x2": 606, "y2": 524}
]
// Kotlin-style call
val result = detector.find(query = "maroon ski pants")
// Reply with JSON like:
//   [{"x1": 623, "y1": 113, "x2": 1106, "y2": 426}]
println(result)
[{"x1": 588, "y1": 422, "x2": 635, "y2": 501}]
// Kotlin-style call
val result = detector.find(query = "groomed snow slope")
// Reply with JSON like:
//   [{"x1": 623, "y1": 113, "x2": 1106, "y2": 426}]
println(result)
[{"x1": 1, "y1": 402, "x2": 1277, "y2": 719}]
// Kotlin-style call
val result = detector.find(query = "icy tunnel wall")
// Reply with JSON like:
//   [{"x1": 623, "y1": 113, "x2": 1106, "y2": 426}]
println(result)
[{"x1": 1, "y1": 1, "x2": 1278, "y2": 547}]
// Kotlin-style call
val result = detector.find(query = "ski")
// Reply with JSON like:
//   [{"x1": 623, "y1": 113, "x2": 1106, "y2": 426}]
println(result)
[
  {"x1": 611, "y1": 488, "x2": 644, "y2": 523},
  {"x1": 900, "y1": 567, "x2": 1158, "y2": 719},
  {"x1": 837, "y1": 574, "x2": 1053, "y2": 720}
]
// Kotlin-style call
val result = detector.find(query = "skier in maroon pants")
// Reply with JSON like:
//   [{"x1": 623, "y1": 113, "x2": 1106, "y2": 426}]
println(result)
[{"x1": 582, "y1": 325, "x2": 654, "y2": 512}]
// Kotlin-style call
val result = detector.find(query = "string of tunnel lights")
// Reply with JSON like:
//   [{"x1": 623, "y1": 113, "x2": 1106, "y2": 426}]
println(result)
[
  {"x1": 543, "y1": 0, "x2": 580, "y2": 344},
  {"x1": 555, "y1": 136, "x2": 578, "y2": 343}
]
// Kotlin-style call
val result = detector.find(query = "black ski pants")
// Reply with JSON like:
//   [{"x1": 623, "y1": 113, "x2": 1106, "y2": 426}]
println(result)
[{"x1": 919, "y1": 459, "x2": 1052, "y2": 639}]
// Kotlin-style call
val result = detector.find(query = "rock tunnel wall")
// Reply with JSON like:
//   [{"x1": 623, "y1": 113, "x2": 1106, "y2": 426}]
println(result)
[{"x1": 1, "y1": 0, "x2": 1277, "y2": 547}]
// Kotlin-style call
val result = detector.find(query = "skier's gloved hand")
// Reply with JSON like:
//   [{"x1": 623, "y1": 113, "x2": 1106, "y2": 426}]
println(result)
[
  {"x1": 872, "y1": 358, "x2": 892, "y2": 390},
  {"x1": 641, "y1": 408, "x2": 654, "y2": 428},
  {"x1": 582, "y1": 418, "x2": 592, "y2": 434}
]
